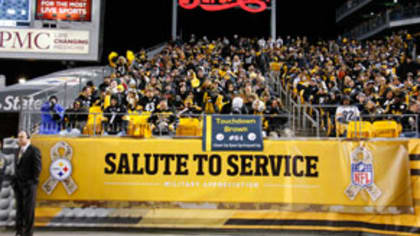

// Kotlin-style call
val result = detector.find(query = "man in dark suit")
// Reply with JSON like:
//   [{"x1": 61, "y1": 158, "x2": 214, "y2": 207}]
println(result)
[{"x1": 12, "y1": 131, "x2": 42, "y2": 236}]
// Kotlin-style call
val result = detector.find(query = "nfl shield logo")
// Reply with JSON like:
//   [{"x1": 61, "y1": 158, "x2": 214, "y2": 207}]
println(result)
[{"x1": 351, "y1": 162, "x2": 373, "y2": 187}]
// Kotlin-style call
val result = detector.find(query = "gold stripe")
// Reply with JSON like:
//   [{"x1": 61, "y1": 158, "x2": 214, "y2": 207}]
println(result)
[
  {"x1": 206, "y1": 116, "x2": 212, "y2": 151},
  {"x1": 34, "y1": 207, "x2": 63, "y2": 227},
  {"x1": 222, "y1": 225, "x2": 417, "y2": 236},
  {"x1": 410, "y1": 162, "x2": 420, "y2": 169},
  {"x1": 412, "y1": 176, "x2": 420, "y2": 199}
]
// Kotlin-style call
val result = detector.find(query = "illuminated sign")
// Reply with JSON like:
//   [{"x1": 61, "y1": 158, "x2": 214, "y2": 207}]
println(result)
[
  {"x1": 36, "y1": 0, "x2": 92, "y2": 22},
  {"x1": 0, "y1": 28, "x2": 90, "y2": 54},
  {"x1": 0, "y1": 0, "x2": 31, "y2": 27},
  {"x1": 179, "y1": 0, "x2": 270, "y2": 13}
]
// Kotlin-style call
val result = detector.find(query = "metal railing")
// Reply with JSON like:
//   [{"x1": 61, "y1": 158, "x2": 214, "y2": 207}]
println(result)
[
  {"x1": 390, "y1": 5, "x2": 420, "y2": 21},
  {"x1": 268, "y1": 72, "x2": 320, "y2": 137},
  {"x1": 18, "y1": 67, "x2": 111, "y2": 133},
  {"x1": 336, "y1": 0, "x2": 372, "y2": 22},
  {"x1": 20, "y1": 111, "x2": 293, "y2": 139},
  {"x1": 345, "y1": 12, "x2": 388, "y2": 40},
  {"x1": 266, "y1": 70, "x2": 419, "y2": 138},
  {"x1": 305, "y1": 104, "x2": 418, "y2": 138},
  {"x1": 344, "y1": 5, "x2": 420, "y2": 40}
]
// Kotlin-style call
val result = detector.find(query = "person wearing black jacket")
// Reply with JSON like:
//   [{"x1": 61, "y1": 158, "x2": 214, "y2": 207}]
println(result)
[
  {"x1": 103, "y1": 96, "x2": 127, "y2": 135},
  {"x1": 76, "y1": 86, "x2": 92, "y2": 108},
  {"x1": 61, "y1": 101, "x2": 88, "y2": 135},
  {"x1": 12, "y1": 131, "x2": 41, "y2": 236}
]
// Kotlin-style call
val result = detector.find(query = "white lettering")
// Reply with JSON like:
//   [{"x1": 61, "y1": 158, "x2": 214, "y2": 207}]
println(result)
[
  {"x1": 41, "y1": 1, "x2": 55, "y2": 7},
  {"x1": 41, "y1": 7, "x2": 57, "y2": 14},
  {"x1": 34, "y1": 99, "x2": 42, "y2": 110},
  {"x1": 4, "y1": 96, "x2": 13, "y2": 111},
  {"x1": 13, "y1": 97, "x2": 20, "y2": 110}
]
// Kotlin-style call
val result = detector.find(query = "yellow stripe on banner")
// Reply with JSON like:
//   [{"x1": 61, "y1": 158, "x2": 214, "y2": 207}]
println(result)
[
  {"x1": 229, "y1": 207, "x2": 420, "y2": 230},
  {"x1": 412, "y1": 176, "x2": 420, "y2": 199},
  {"x1": 410, "y1": 161, "x2": 420, "y2": 169},
  {"x1": 222, "y1": 225, "x2": 417, "y2": 236},
  {"x1": 35, "y1": 207, "x2": 63, "y2": 227},
  {"x1": 206, "y1": 116, "x2": 212, "y2": 152},
  {"x1": 140, "y1": 209, "x2": 234, "y2": 228}
]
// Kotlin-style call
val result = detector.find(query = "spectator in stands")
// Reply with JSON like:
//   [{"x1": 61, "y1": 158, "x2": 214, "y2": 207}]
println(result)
[
  {"x1": 99, "y1": 77, "x2": 111, "y2": 92},
  {"x1": 60, "y1": 101, "x2": 88, "y2": 136},
  {"x1": 103, "y1": 96, "x2": 127, "y2": 136},
  {"x1": 92, "y1": 32, "x2": 420, "y2": 138},
  {"x1": 139, "y1": 88, "x2": 159, "y2": 113},
  {"x1": 76, "y1": 86, "x2": 92, "y2": 108},
  {"x1": 231, "y1": 96, "x2": 248, "y2": 114},
  {"x1": 40, "y1": 96, "x2": 64, "y2": 135},
  {"x1": 264, "y1": 99, "x2": 289, "y2": 137},
  {"x1": 148, "y1": 100, "x2": 177, "y2": 136},
  {"x1": 335, "y1": 96, "x2": 361, "y2": 136},
  {"x1": 178, "y1": 96, "x2": 202, "y2": 117},
  {"x1": 401, "y1": 103, "x2": 420, "y2": 137},
  {"x1": 86, "y1": 81, "x2": 99, "y2": 102}
]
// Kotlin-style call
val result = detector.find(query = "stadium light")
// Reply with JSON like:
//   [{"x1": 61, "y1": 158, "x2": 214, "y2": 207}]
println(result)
[{"x1": 18, "y1": 77, "x2": 26, "y2": 84}]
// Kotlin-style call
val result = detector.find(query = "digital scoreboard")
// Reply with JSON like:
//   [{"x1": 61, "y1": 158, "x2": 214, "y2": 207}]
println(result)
[
  {"x1": 36, "y1": 0, "x2": 92, "y2": 22},
  {"x1": 0, "y1": 0, "x2": 31, "y2": 27},
  {"x1": 0, "y1": 0, "x2": 103, "y2": 61}
]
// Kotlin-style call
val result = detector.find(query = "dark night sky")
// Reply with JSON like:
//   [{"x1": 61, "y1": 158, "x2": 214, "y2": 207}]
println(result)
[{"x1": 1, "y1": 0, "x2": 336, "y2": 85}]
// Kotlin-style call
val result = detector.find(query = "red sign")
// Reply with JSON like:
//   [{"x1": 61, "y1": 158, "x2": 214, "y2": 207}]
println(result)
[
  {"x1": 36, "y1": 0, "x2": 92, "y2": 22},
  {"x1": 179, "y1": 0, "x2": 270, "y2": 13}
]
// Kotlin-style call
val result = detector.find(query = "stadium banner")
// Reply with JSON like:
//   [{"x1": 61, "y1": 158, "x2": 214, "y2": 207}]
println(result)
[
  {"x1": 203, "y1": 115, "x2": 263, "y2": 151},
  {"x1": 32, "y1": 137, "x2": 413, "y2": 214},
  {"x1": 0, "y1": 28, "x2": 89, "y2": 54}
]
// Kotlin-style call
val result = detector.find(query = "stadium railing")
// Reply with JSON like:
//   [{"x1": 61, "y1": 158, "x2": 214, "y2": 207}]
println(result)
[
  {"x1": 18, "y1": 67, "x2": 112, "y2": 132},
  {"x1": 298, "y1": 104, "x2": 419, "y2": 138},
  {"x1": 336, "y1": 0, "x2": 372, "y2": 23},
  {"x1": 268, "y1": 71, "x2": 320, "y2": 137},
  {"x1": 20, "y1": 111, "x2": 293, "y2": 139},
  {"x1": 344, "y1": 5, "x2": 420, "y2": 40}
]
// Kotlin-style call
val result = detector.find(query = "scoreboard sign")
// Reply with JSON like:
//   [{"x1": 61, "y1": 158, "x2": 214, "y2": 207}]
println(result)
[
  {"x1": 0, "y1": 0, "x2": 102, "y2": 61},
  {"x1": 36, "y1": 0, "x2": 92, "y2": 22},
  {"x1": 0, "y1": 0, "x2": 31, "y2": 27}
]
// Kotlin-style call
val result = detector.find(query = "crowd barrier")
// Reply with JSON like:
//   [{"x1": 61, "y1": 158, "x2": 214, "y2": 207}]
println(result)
[
  {"x1": 15, "y1": 136, "x2": 418, "y2": 235},
  {"x1": 21, "y1": 111, "x2": 292, "y2": 138}
]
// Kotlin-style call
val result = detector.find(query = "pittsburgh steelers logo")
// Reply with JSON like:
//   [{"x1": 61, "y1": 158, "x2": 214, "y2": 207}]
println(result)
[
  {"x1": 42, "y1": 141, "x2": 78, "y2": 195},
  {"x1": 50, "y1": 158, "x2": 72, "y2": 181}
]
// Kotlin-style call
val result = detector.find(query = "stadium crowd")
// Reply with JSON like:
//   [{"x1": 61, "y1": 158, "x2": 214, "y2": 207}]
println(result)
[
  {"x1": 274, "y1": 30, "x2": 420, "y2": 136},
  {"x1": 40, "y1": 30, "x2": 420, "y2": 137},
  {"x1": 41, "y1": 35, "x2": 290, "y2": 137}
]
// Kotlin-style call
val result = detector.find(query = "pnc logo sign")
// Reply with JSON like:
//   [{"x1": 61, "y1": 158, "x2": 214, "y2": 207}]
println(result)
[
  {"x1": 179, "y1": 0, "x2": 270, "y2": 13},
  {"x1": 0, "y1": 31, "x2": 50, "y2": 50}
]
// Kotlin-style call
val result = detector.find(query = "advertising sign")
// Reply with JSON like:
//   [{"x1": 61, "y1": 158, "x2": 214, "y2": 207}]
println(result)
[
  {"x1": 179, "y1": 0, "x2": 270, "y2": 13},
  {"x1": 0, "y1": 28, "x2": 90, "y2": 54},
  {"x1": 36, "y1": 0, "x2": 92, "y2": 21}
]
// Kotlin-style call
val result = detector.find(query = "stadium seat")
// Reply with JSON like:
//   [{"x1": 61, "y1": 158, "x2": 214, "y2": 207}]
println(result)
[
  {"x1": 126, "y1": 112, "x2": 152, "y2": 138},
  {"x1": 176, "y1": 118, "x2": 203, "y2": 137},
  {"x1": 372, "y1": 120, "x2": 402, "y2": 138},
  {"x1": 346, "y1": 121, "x2": 373, "y2": 138},
  {"x1": 270, "y1": 62, "x2": 282, "y2": 72},
  {"x1": 83, "y1": 106, "x2": 104, "y2": 135}
]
